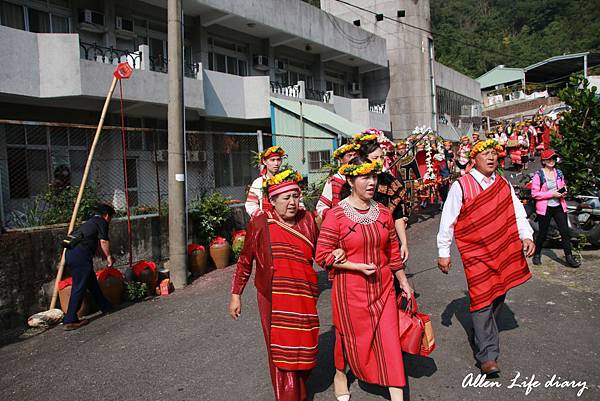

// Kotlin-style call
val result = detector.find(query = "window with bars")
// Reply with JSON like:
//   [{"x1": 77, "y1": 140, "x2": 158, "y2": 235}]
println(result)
[
  {"x1": 308, "y1": 150, "x2": 331, "y2": 172},
  {"x1": 4, "y1": 124, "x2": 89, "y2": 199}
]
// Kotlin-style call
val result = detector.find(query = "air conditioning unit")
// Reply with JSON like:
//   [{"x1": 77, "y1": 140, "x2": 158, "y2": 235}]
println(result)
[
  {"x1": 349, "y1": 82, "x2": 361, "y2": 95},
  {"x1": 253, "y1": 55, "x2": 269, "y2": 71},
  {"x1": 154, "y1": 150, "x2": 168, "y2": 162},
  {"x1": 274, "y1": 58, "x2": 287, "y2": 72},
  {"x1": 186, "y1": 150, "x2": 207, "y2": 163},
  {"x1": 78, "y1": 9, "x2": 105, "y2": 26},
  {"x1": 115, "y1": 16, "x2": 134, "y2": 32}
]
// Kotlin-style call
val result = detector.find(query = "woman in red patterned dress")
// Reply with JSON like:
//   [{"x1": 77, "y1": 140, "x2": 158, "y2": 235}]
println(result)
[
  {"x1": 230, "y1": 168, "x2": 340, "y2": 401},
  {"x1": 315, "y1": 156, "x2": 413, "y2": 401}
]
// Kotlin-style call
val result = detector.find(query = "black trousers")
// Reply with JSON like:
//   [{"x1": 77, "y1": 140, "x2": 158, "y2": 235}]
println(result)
[
  {"x1": 64, "y1": 247, "x2": 112, "y2": 323},
  {"x1": 535, "y1": 205, "x2": 572, "y2": 257}
]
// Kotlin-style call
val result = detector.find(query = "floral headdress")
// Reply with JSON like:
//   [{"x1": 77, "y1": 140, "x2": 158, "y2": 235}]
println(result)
[
  {"x1": 470, "y1": 139, "x2": 504, "y2": 158},
  {"x1": 333, "y1": 143, "x2": 361, "y2": 160},
  {"x1": 263, "y1": 168, "x2": 302, "y2": 188},
  {"x1": 263, "y1": 168, "x2": 303, "y2": 197},
  {"x1": 260, "y1": 146, "x2": 286, "y2": 161},
  {"x1": 354, "y1": 128, "x2": 385, "y2": 144},
  {"x1": 338, "y1": 160, "x2": 383, "y2": 177}
]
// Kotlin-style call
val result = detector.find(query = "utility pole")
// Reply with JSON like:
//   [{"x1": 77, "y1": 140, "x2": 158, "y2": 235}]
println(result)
[{"x1": 167, "y1": 0, "x2": 187, "y2": 288}]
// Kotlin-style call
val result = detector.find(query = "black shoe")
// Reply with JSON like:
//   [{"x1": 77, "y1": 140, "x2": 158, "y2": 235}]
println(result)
[
  {"x1": 532, "y1": 255, "x2": 541, "y2": 265},
  {"x1": 565, "y1": 255, "x2": 581, "y2": 268}
]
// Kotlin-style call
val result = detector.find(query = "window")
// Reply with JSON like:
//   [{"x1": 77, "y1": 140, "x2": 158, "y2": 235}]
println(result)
[
  {"x1": 207, "y1": 36, "x2": 248, "y2": 76},
  {"x1": 213, "y1": 134, "x2": 256, "y2": 187},
  {"x1": 0, "y1": 1, "x2": 70, "y2": 33},
  {"x1": 308, "y1": 150, "x2": 331, "y2": 172},
  {"x1": 326, "y1": 70, "x2": 346, "y2": 96},
  {"x1": 1, "y1": 2, "x2": 25, "y2": 30},
  {"x1": 5, "y1": 124, "x2": 91, "y2": 200}
]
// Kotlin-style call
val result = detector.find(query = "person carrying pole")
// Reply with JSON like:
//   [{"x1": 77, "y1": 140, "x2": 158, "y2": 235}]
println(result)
[{"x1": 63, "y1": 204, "x2": 116, "y2": 330}]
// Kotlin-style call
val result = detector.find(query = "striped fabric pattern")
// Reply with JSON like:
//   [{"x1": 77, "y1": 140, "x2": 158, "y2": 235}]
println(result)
[
  {"x1": 315, "y1": 205, "x2": 406, "y2": 387},
  {"x1": 455, "y1": 174, "x2": 531, "y2": 312},
  {"x1": 318, "y1": 174, "x2": 345, "y2": 209},
  {"x1": 268, "y1": 214, "x2": 320, "y2": 371}
]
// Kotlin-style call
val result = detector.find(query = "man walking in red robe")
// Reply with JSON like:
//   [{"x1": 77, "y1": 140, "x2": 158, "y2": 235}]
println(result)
[{"x1": 437, "y1": 139, "x2": 535, "y2": 376}]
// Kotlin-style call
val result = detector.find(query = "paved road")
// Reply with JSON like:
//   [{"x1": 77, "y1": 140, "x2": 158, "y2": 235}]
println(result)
[{"x1": 1, "y1": 212, "x2": 599, "y2": 401}]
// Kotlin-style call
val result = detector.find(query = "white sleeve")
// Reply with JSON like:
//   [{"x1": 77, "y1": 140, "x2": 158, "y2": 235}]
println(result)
[
  {"x1": 316, "y1": 180, "x2": 333, "y2": 217},
  {"x1": 437, "y1": 181, "x2": 463, "y2": 257},
  {"x1": 244, "y1": 179, "x2": 262, "y2": 216},
  {"x1": 510, "y1": 183, "x2": 534, "y2": 241}
]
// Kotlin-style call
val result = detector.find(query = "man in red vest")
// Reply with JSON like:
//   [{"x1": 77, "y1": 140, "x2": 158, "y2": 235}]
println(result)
[{"x1": 437, "y1": 139, "x2": 535, "y2": 376}]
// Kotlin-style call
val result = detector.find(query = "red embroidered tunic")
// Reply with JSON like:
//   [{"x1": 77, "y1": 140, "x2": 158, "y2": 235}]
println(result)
[
  {"x1": 455, "y1": 174, "x2": 531, "y2": 312},
  {"x1": 315, "y1": 204, "x2": 406, "y2": 387}
]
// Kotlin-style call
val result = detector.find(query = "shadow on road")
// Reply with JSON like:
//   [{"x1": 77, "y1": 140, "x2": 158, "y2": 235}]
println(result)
[{"x1": 441, "y1": 292, "x2": 519, "y2": 365}]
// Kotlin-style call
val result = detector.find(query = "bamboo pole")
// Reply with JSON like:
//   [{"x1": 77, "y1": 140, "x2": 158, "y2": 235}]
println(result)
[{"x1": 49, "y1": 75, "x2": 119, "y2": 310}]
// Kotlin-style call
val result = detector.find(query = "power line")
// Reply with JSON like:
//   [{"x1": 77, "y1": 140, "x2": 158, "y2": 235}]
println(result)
[{"x1": 333, "y1": 0, "x2": 513, "y2": 59}]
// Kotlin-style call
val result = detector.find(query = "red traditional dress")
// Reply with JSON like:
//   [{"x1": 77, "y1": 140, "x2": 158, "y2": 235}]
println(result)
[
  {"x1": 232, "y1": 210, "x2": 319, "y2": 401},
  {"x1": 316, "y1": 173, "x2": 346, "y2": 218},
  {"x1": 315, "y1": 201, "x2": 406, "y2": 387},
  {"x1": 455, "y1": 174, "x2": 532, "y2": 311}
]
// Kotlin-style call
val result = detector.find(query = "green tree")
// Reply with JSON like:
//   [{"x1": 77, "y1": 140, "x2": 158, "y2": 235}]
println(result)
[{"x1": 552, "y1": 75, "x2": 600, "y2": 195}]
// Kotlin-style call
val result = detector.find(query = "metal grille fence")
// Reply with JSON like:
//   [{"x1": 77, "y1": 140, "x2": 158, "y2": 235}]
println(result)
[{"x1": 0, "y1": 120, "x2": 260, "y2": 229}]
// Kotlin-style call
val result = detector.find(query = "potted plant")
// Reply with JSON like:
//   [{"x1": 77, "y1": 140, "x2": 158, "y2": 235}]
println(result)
[
  {"x1": 187, "y1": 243, "x2": 208, "y2": 275},
  {"x1": 96, "y1": 267, "x2": 125, "y2": 306},
  {"x1": 132, "y1": 260, "x2": 158, "y2": 292},
  {"x1": 189, "y1": 193, "x2": 232, "y2": 268}
]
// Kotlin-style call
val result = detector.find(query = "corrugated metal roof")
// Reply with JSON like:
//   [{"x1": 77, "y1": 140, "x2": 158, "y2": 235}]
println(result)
[
  {"x1": 524, "y1": 52, "x2": 600, "y2": 84},
  {"x1": 270, "y1": 97, "x2": 364, "y2": 138},
  {"x1": 476, "y1": 66, "x2": 524, "y2": 90}
]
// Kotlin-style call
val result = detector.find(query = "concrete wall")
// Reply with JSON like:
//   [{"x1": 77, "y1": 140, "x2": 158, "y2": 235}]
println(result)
[
  {"x1": 203, "y1": 70, "x2": 270, "y2": 119},
  {"x1": 434, "y1": 61, "x2": 481, "y2": 102},
  {"x1": 0, "y1": 206, "x2": 248, "y2": 330},
  {"x1": 330, "y1": 95, "x2": 391, "y2": 132},
  {"x1": 0, "y1": 26, "x2": 205, "y2": 110},
  {"x1": 322, "y1": 0, "x2": 435, "y2": 138},
  {"x1": 184, "y1": 0, "x2": 387, "y2": 68}
]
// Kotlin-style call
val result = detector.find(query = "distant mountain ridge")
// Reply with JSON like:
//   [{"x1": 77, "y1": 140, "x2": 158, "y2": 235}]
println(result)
[{"x1": 431, "y1": 0, "x2": 600, "y2": 78}]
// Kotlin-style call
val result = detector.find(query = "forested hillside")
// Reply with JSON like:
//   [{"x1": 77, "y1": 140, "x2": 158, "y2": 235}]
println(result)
[{"x1": 431, "y1": 0, "x2": 600, "y2": 78}]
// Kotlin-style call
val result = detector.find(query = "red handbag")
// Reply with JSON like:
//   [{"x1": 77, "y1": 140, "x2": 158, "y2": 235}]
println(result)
[{"x1": 397, "y1": 294, "x2": 436, "y2": 356}]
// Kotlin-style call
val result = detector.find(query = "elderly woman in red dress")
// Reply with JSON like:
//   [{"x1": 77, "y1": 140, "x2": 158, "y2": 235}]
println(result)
[
  {"x1": 316, "y1": 156, "x2": 413, "y2": 401},
  {"x1": 230, "y1": 168, "x2": 338, "y2": 401}
]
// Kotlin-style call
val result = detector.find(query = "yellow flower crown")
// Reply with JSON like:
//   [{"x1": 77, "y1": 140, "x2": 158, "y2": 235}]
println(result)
[
  {"x1": 260, "y1": 146, "x2": 286, "y2": 160},
  {"x1": 333, "y1": 143, "x2": 361, "y2": 159},
  {"x1": 338, "y1": 160, "x2": 383, "y2": 177},
  {"x1": 469, "y1": 139, "x2": 504, "y2": 158},
  {"x1": 353, "y1": 132, "x2": 379, "y2": 143},
  {"x1": 263, "y1": 168, "x2": 303, "y2": 188}
]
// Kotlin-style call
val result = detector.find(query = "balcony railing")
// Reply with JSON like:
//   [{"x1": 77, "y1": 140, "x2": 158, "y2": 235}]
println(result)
[
  {"x1": 369, "y1": 102, "x2": 386, "y2": 114},
  {"x1": 270, "y1": 81, "x2": 331, "y2": 103},
  {"x1": 79, "y1": 42, "x2": 200, "y2": 79},
  {"x1": 306, "y1": 88, "x2": 331, "y2": 103},
  {"x1": 148, "y1": 54, "x2": 201, "y2": 79},
  {"x1": 270, "y1": 81, "x2": 301, "y2": 98},
  {"x1": 79, "y1": 41, "x2": 141, "y2": 69}
]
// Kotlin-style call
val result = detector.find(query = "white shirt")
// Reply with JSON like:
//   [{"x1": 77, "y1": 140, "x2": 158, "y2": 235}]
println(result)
[
  {"x1": 316, "y1": 173, "x2": 344, "y2": 217},
  {"x1": 436, "y1": 169, "x2": 533, "y2": 258}
]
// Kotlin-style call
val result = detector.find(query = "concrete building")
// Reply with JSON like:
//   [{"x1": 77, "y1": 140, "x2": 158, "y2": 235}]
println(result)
[
  {"x1": 0, "y1": 0, "x2": 394, "y2": 226},
  {"x1": 321, "y1": 0, "x2": 481, "y2": 139}
]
